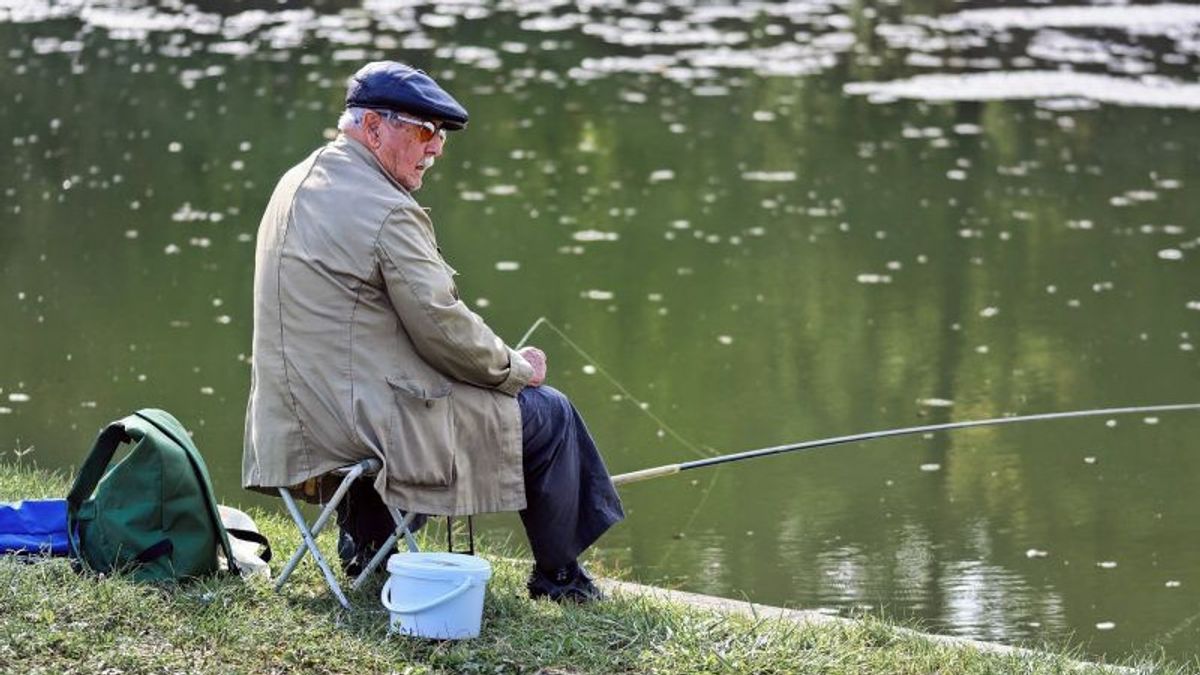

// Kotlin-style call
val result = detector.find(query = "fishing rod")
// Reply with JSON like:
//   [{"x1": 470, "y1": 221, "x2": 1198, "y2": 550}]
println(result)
[{"x1": 610, "y1": 402, "x2": 1200, "y2": 486}]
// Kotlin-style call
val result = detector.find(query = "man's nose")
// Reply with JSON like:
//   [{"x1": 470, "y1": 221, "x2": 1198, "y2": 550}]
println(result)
[{"x1": 428, "y1": 134, "x2": 445, "y2": 157}]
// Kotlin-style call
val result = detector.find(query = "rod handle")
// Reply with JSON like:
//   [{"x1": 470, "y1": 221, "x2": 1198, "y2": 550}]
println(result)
[{"x1": 611, "y1": 464, "x2": 681, "y2": 487}]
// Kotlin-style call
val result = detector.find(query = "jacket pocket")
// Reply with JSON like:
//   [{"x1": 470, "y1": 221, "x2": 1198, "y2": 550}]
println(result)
[{"x1": 385, "y1": 377, "x2": 456, "y2": 488}]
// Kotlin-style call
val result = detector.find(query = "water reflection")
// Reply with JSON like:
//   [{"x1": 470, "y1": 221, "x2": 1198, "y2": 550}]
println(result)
[{"x1": 940, "y1": 558, "x2": 1067, "y2": 641}]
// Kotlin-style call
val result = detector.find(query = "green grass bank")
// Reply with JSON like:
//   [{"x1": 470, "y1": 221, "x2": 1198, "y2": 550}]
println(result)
[{"x1": 0, "y1": 462, "x2": 1190, "y2": 675}]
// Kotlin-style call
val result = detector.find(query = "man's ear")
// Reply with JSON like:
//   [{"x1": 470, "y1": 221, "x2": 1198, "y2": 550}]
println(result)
[{"x1": 362, "y1": 111, "x2": 383, "y2": 149}]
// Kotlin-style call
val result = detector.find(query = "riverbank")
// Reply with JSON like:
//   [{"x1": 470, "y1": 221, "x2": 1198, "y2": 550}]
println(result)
[{"x1": 0, "y1": 462, "x2": 1185, "y2": 674}]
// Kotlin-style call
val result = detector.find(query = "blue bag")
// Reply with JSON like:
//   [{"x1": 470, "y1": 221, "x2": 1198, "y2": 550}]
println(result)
[{"x1": 0, "y1": 499, "x2": 69, "y2": 556}]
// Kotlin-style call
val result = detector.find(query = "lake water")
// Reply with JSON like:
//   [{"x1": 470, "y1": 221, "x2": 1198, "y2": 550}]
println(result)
[{"x1": 2, "y1": 0, "x2": 1199, "y2": 662}]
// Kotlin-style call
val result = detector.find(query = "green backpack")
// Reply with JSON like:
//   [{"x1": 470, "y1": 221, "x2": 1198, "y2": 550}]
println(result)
[{"x1": 66, "y1": 409, "x2": 237, "y2": 582}]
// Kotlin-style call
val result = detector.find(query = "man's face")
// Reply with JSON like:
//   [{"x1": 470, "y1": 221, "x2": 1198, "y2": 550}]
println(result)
[{"x1": 367, "y1": 111, "x2": 446, "y2": 192}]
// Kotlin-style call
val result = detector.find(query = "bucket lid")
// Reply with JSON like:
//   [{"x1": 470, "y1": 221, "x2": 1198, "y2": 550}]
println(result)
[{"x1": 386, "y1": 552, "x2": 492, "y2": 581}]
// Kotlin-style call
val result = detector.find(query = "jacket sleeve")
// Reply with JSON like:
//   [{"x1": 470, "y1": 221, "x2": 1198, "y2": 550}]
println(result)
[{"x1": 375, "y1": 204, "x2": 532, "y2": 396}]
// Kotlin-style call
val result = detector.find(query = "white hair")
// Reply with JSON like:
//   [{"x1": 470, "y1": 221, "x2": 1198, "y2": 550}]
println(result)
[{"x1": 336, "y1": 106, "x2": 368, "y2": 131}]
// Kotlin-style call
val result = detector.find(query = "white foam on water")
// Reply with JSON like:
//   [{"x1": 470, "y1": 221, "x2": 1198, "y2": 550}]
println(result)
[
  {"x1": 932, "y1": 4, "x2": 1200, "y2": 33},
  {"x1": 845, "y1": 71, "x2": 1200, "y2": 110},
  {"x1": 518, "y1": 14, "x2": 588, "y2": 33},
  {"x1": 208, "y1": 41, "x2": 254, "y2": 56},
  {"x1": 585, "y1": 22, "x2": 745, "y2": 48},
  {"x1": 1, "y1": 0, "x2": 86, "y2": 24},
  {"x1": 1027, "y1": 29, "x2": 1155, "y2": 69},
  {"x1": 31, "y1": 36, "x2": 83, "y2": 54},
  {"x1": 1038, "y1": 97, "x2": 1099, "y2": 111},
  {"x1": 572, "y1": 54, "x2": 679, "y2": 79},
  {"x1": 572, "y1": 230, "x2": 619, "y2": 242},
  {"x1": 441, "y1": 45, "x2": 501, "y2": 70},
  {"x1": 856, "y1": 273, "x2": 892, "y2": 284},
  {"x1": 742, "y1": 170, "x2": 797, "y2": 182},
  {"x1": 171, "y1": 202, "x2": 211, "y2": 222},
  {"x1": 683, "y1": 42, "x2": 846, "y2": 77},
  {"x1": 221, "y1": 8, "x2": 316, "y2": 39},
  {"x1": 80, "y1": 6, "x2": 220, "y2": 39}
]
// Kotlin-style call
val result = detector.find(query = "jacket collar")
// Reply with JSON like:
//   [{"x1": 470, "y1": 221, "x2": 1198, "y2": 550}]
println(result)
[{"x1": 336, "y1": 134, "x2": 411, "y2": 195}]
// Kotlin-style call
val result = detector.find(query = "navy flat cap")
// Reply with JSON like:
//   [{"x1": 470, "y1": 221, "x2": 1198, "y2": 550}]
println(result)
[{"x1": 345, "y1": 61, "x2": 469, "y2": 130}]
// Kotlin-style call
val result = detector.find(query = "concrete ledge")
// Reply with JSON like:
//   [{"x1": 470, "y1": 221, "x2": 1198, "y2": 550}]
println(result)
[
  {"x1": 597, "y1": 579, "x2": 1133, "y2": 674},
  {"x1": 599, "y1": 579, "x2": 846, "y2": 629}
]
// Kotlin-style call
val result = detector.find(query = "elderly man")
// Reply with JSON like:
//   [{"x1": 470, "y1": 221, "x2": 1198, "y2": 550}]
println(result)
[{"x1": 242, "y1": 62, "x2": 624, "y2": 602}]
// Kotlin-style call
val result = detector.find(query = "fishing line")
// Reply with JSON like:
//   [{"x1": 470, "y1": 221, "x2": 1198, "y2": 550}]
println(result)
[
  {"x1": 516, "y1": 316, "x2": 724, "y2": 553},
  {"x1": 670, "y1": 469, "x2": 722, "y2": 540},
  {"x1": 1145, "y1": 607, "x2": 1200, "y2": 656},
  {"x1": 515, "y1": 316, "x2": 715, "y2": 461}
]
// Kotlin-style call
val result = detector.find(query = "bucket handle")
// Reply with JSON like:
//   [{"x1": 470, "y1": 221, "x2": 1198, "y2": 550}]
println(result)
[{"x1": 381, "y1": 577, "x2": 473, "y2": 615}]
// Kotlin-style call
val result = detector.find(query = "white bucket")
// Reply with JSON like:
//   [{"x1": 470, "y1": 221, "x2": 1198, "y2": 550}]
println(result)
[{"x1": 380, "y1": 552, "x2": 493, "y2": 639}]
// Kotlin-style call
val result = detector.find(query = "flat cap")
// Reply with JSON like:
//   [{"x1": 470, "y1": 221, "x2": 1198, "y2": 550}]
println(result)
[{"x1": 345, "y1": 61, "x2": 469, "y2": 130}]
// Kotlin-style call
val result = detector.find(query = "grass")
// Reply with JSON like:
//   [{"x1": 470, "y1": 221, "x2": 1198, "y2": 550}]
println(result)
[{"x1": 0, "y1": 461, "x2": 1194, "y2": 675}]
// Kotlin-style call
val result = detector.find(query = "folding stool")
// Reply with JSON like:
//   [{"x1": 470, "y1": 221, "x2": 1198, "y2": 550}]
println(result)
[{"x1": 273, "y1": 457, "x2": 421, "y2": 608}]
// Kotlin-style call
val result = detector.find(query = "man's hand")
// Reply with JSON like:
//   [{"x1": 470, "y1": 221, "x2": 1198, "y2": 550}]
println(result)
[{"x1": 519, "y1": 346, "x2": 547, "y2": 387}]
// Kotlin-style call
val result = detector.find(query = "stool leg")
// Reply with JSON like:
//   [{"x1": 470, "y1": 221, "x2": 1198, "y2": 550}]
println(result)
[
  {"x1": 350, "y1": 510, "x2": 420, "y2": 591},
  {"x1": 467, "y1": 515, "x2": 475, "y2": 556},
  {"x1": 274, "y1": 489, "x2": 312, "y2": 590},
  {"x1": 277, "y1": 490, "x2": 350, "y2": 608},
  {"x1": 275, "y1": 464, "x2": 366, "y2": 586},
  {"x1": 274, "y1": 464, "x2": 366, "y2": 608},
  {"x1": 445, "y1": 516, "x2": 475, "y2": 555},
  {"x1": 397, "y1": 508, "x2": 420, "y2": 553}
]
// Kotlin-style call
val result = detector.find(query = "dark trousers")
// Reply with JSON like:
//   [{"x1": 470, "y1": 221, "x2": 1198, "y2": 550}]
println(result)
[{"x1": 337, "y1": 385, "x2": 624, "y2": 570}]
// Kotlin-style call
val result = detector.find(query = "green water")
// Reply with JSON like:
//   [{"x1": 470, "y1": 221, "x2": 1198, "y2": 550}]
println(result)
[{"x1": 2, "y1": 0, "x2": 1199, "y2": 661}]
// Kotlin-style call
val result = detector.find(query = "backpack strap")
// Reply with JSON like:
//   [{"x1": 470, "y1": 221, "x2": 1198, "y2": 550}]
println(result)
[
  {"x1": 65, "y1": 422, "x2": 131, "y2": 561},
  {"x1": 134, "y1": 538, "x2": 174, "y2": 564},
  {"x1": 66, "y1": 423, "x2": 129, "y2": 511},
  {"x1": 226, "y1": 528, "x2": 273, "y2": 563},
  {"x1": 131, "y1": 410, "x2": 238, "y2": 573}
]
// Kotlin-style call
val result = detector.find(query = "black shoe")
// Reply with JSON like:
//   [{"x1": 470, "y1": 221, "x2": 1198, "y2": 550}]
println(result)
[
  {"x1": 337, "y1": 529, "x2": 394, "y2": 578},
  {"x1": 527, "y1": 562, "x2": 604, "y2": 604}
]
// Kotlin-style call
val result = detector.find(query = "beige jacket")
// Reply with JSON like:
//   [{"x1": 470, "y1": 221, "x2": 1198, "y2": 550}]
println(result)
[{"x1": 242, "y1": 135, "x2": 533, "y2": 516}]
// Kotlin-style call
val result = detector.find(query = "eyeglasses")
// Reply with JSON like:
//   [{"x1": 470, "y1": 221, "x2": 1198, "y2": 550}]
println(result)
[{"x1": 376, "y1": 110, "x2": 447, "y2": 143}]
